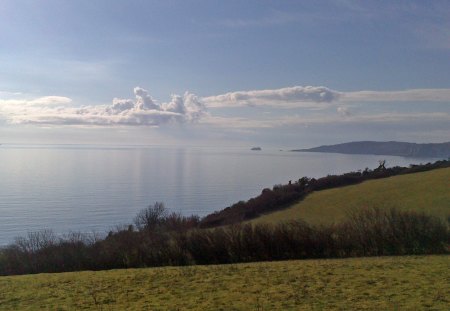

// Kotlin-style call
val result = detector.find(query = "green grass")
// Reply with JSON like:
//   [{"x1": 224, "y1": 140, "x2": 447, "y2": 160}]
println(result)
[
  {"x1": 252, "y1": 167, "x2": 450, "y2": 226},
  {"x1": 0, "y1": 255, "x2": 448, "y2": 310}
]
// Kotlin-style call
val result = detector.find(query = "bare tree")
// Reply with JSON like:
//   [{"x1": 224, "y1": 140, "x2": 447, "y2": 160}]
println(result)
[
  {"x1": 14, "y1": 230, "x2": 57, "y2": 253},
  {"x1": 134, "y1": 202, "x2": 167, "y2": 230},
  {"x1": 377, "y1": 160, "x2": 386, "y2": 170}
]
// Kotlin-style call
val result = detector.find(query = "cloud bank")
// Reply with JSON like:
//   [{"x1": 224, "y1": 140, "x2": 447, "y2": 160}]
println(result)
[
  {"x1": 203, "y1": 86, "x2": 450, "y2": 109},
  {"x1": 1, "y1": 85, "x2": 449, "y2": 129},
  {"x1": 0, "y1": 87, "x2": 206, "y2": 126},
  {"x1": 203, "y1": 86, "x2": 340, "y2": 108},
  {"x1": 203, "y1": 112, "x2": 450, "y2": 129}
]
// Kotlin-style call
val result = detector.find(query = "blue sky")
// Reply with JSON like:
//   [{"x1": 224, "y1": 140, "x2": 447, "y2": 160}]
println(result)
[{"x1": 0, "y1": 0, "x2": 449, "y2": 147}]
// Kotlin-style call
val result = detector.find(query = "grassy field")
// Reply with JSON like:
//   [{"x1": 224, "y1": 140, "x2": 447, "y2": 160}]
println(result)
[
  {"x1": 252, "y1": 167, "x2": 450, "y2": 226},
  {"x1": 0, "y1": 255, "x2": 448, "y2": 310}
]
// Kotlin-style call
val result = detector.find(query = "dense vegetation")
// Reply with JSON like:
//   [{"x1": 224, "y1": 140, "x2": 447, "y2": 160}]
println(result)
[
  {"x1": 1, "y1": 255, "x2": 448, "y2": 310},
  {"x1": 0, "y1": 204, "x2": 448, "y2": 276},
  {"x1": 200, "y1": 159, "x2": 450, "y2": 227},
  {"x1": 0, "y1": 160, "x2": 448, "y2": 276}
]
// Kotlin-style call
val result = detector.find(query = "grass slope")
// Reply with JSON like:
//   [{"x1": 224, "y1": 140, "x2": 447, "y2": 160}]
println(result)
[
  {"x1": 0, "y1": 255, "x2": 448, "y2": 310},
  {"x1": 252, "y1": 167, "x2": 450, "y2": 226}
]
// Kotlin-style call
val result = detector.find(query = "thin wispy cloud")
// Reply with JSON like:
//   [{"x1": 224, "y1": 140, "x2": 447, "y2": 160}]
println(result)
[
  {"x1": 203, "y1": 86, "x2": 450, "y2": 109},
  {"x1": 337, "y1": 106, "x2": 352, "y2": 117},
  {"x1": 342, "y1": 89, "x2": 450, "y2": 102},
  {"x1": 202, "y1": 112, "x2": 450, "y2": 129},
  {"x1": 203, "y1": 86, "x2": 340, "y2": 108},
  {"x1": 0, "y1": 96, "x2": 72, "y2": 119},
  {"x1": 0, "y1": 90, "x2": 22, "y2": 97},
  {"x1": 219, "y1": 10, "x2": 303, "y2": 28}
]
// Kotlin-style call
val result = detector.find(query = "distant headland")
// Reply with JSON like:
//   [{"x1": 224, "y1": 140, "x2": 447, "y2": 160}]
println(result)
[{"x1": 292, "y1": 141, "x2": 450, "y2": 158}]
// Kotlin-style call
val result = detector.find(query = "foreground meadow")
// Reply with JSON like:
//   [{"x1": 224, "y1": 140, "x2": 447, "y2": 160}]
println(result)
[{"x1": 0, "y1": 255, "x2": 448, "y2": 310}]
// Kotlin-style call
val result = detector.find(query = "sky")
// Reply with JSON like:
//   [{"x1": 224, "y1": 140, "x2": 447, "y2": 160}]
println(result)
[{"x1": 0, "y1": 0, "x2": 449, "y2": 148}]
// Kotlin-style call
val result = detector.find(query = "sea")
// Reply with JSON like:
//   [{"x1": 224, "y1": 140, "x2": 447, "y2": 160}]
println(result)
[{"x1": 0, "y1": 144, "x2": 437, "y2": 245}]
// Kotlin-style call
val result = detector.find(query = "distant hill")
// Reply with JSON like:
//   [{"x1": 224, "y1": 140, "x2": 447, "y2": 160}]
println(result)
[{"x1": 292, "y1": 141, "x2": 450, "y2": 158}]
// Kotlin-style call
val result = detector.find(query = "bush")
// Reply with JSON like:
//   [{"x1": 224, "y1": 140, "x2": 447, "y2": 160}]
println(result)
[{"x1": 335, "y1": 207, "x2": 449, "y2": 256}]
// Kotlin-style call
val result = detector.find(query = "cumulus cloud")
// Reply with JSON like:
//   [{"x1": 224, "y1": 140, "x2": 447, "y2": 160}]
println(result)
[
  {"x1": 203, "y1": 86, "x2": 340, "y2": 108},
  {"x1": 0, "y1": 87, "x2": 206, "y2": 126},
  {"x1": 133, "y1": 87, "x2": 159, "y2": 110}
]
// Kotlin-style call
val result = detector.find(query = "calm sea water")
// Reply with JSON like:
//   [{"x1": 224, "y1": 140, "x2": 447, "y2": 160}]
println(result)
[{"x1": 0, "y1": 144, "x2": 436, "y2": 245}]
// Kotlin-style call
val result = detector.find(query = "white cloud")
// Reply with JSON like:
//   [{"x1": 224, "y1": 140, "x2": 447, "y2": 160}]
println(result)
[
  {"x1": 1, "y1": 85, "x2": 449, "y2": 130},
  {"x1": 29, "y1": 96, "x2": 73, "y2": 106},
  {"x1": 203, "y1": 86, "x2": 340, "y2": 108},
  {"x1": 0, "y1": 90, "x2": 22, "y2": 97},
  {"x1": 337, "y1": 106, "x2": 352, "y2": 117},
  {"x1": 203, "y1": 86, "x2": 450, "y2": 109},
  {"x1": 0, "y1": 96, "x2": 72, "y2": 107},
  {"x1": 0, "y1": 87, "x2": 206, "y2": 126},
  {"x1": 133, "y1": 87, "x2": 159, "y2": 110},
  {"x1": 342, "y1": 112, "x2": 450, "y2": 124},
  {"x1": 201, "y1": 111, "x2": 450, "y2": 129},
  {"x1": 219, "y1": 11, "x2": 303, "y2": 28}
]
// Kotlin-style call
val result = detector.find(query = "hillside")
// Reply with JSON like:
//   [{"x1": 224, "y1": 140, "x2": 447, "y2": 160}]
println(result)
[
  {"x1": 201, "y1": 159, "x2": 450, "y2": 228},
  {"x1": 293, "y1": 141, "x2": 450, "y2": 158},
  {"x1": 252, "y1": 167, "x2": 450, "y2": 226},
  {"x1": 0, "y1": 255, "x2": 448, "y2": 310}
]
